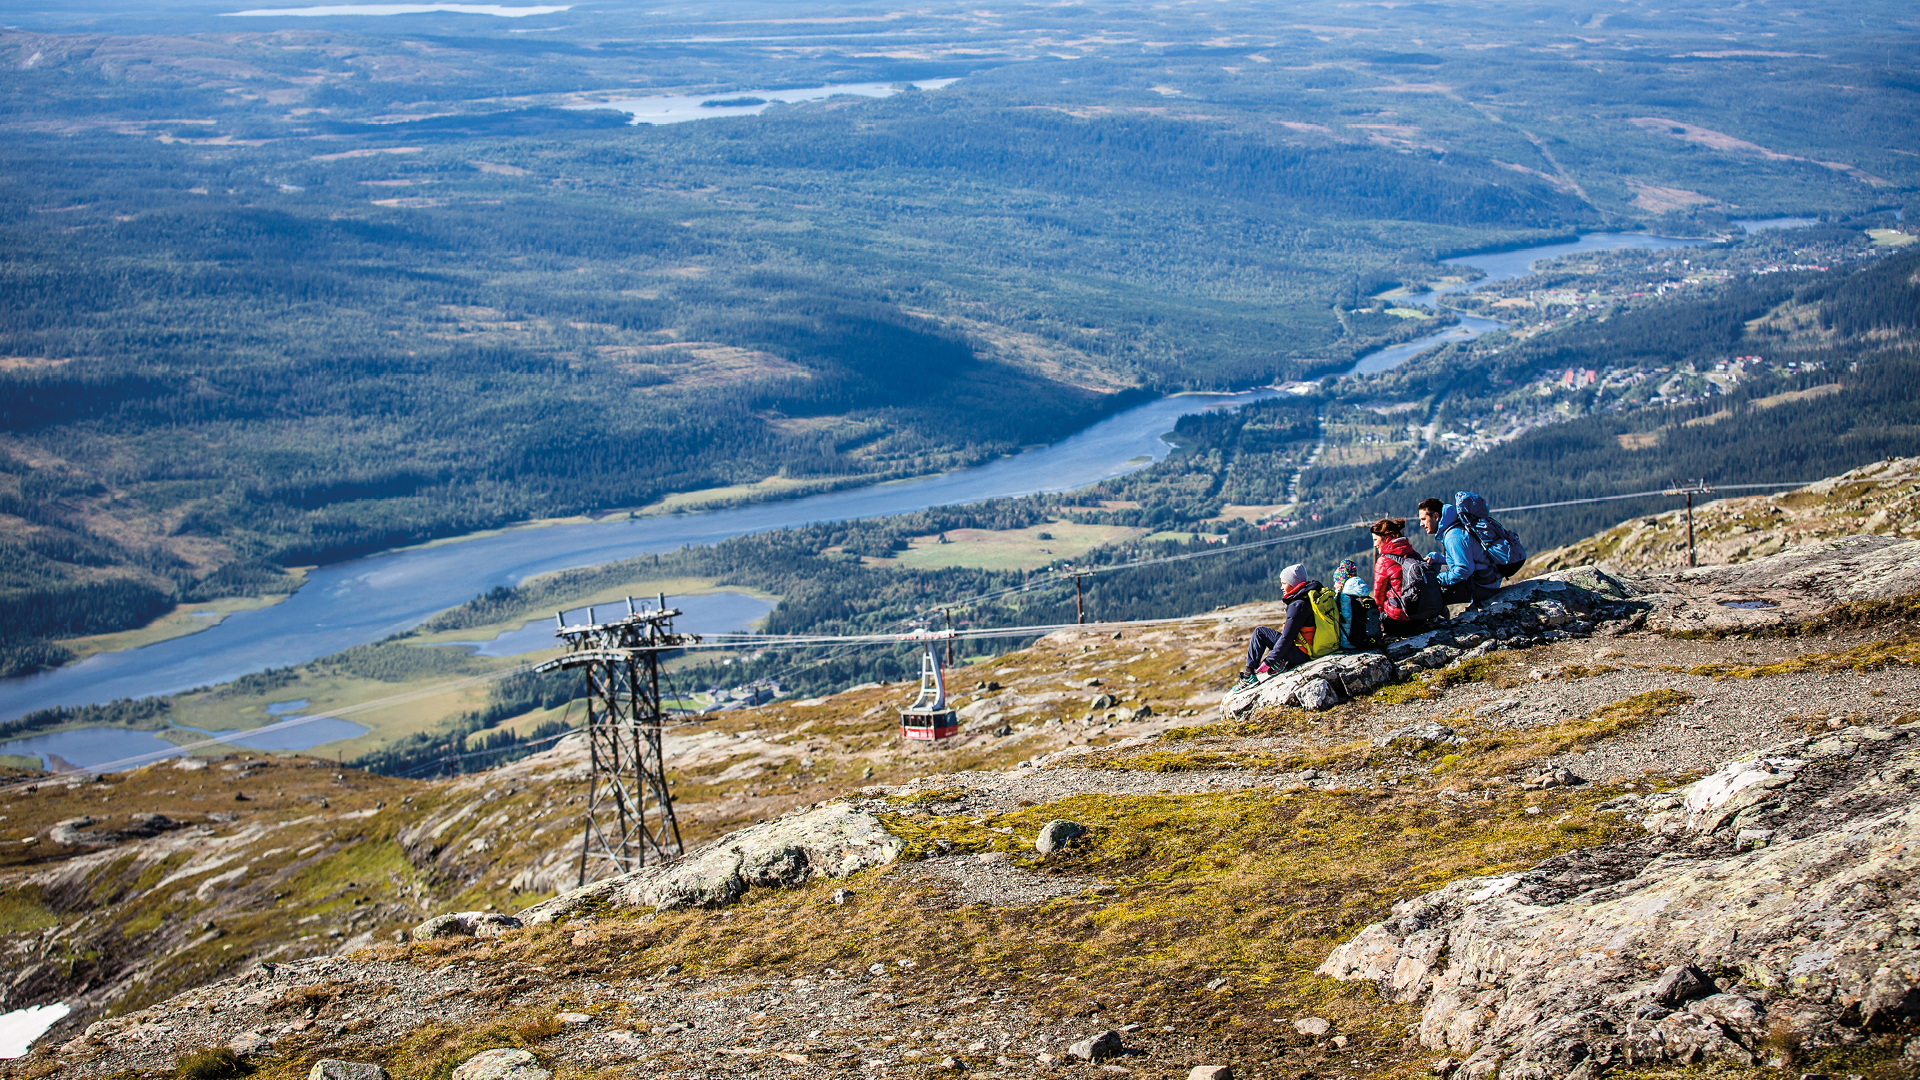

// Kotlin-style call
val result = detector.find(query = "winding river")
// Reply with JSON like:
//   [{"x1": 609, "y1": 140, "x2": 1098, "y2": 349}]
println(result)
[
  {"x1": 0, "y1": 230, "x2": 1721, "y2": 726},
  {"x1": 1343, "y1": 230, "x2": 1713, "y2": 376}
]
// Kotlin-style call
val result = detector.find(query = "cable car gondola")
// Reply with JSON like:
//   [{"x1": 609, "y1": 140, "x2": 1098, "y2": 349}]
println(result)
[{"x1": 899, "y1": 635, "x2": 959, "y2": 741}]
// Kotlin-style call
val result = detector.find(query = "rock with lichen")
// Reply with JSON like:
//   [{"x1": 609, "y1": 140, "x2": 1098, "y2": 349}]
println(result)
[{"x1": 1320, "y1": 723, "x2": 1920, "y2": 1078}]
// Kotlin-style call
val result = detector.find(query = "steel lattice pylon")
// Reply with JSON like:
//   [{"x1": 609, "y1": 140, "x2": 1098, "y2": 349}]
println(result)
[{"x1": 535, "y1": 596, "x2": 697, "y2": 886}]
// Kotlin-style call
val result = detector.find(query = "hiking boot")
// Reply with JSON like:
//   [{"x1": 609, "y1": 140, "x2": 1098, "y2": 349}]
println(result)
[{"x1": 1231, "y1": 670, "x2": 1262, "y2": 692}]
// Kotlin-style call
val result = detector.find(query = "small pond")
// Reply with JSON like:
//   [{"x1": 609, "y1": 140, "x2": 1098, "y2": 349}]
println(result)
[
  {"x1": 1734, "y1": 217, "x2": 1819, "y2": 233},
  {"x1": 575, "y1": 78, "x2": 958, "y2": 125},
  {"x1": 0, "y1": 715, "x2": 370, "y2": 772}
]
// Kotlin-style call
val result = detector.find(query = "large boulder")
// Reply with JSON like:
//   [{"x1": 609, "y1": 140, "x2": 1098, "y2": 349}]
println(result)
[
  {"x1": 450, "y1": 1049, "x2": 549, "y2": 1080},
  {"x1": 1222, "y1": 651, "x2": 1395, "y2": 716},
  {"x1": 1035, "y1": 820, "x2": 1086, "y2": 854},
  {"x1": 411, "y1": 911, "x2": 523, "y2": 941},
  {"x1": 519, "y1": 803, "x2": 903, "y2": 923},
  {"x1": 1319, "y1": 723, "x2": 1920, "y2": 1079}
]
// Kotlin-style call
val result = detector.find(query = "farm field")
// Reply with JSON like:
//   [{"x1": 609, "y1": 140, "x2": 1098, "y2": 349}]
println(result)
[{"x1": 891, "y1": 521, "x2": 1146, "y2": 572}]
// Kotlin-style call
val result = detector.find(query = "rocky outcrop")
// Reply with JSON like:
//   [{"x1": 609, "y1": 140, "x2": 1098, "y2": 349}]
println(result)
[
  {"x1": 1319, "y1": 722, "x2": 1920, "y2": 1079},
  {"x1": 1626, "y1": 535, "x2": 1920, "y2": 635},
  {"x1": 48, "y1": 814, "x2": 182, "y2": 846},
  {"x1": 1222, "y1": 651, "x2": 1396, "y2": 716},
  {"x1": 515, "y1": 803, "x2": 904, "y2": 923},
  {"x1": 1533, "y1": 456, "x2": 1920, "y2": 575}
]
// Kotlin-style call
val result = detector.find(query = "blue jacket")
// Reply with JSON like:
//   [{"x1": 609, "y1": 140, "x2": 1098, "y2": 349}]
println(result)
[{"x1": 1431, "y1": 505, "x2": 1504, "y2": 593}]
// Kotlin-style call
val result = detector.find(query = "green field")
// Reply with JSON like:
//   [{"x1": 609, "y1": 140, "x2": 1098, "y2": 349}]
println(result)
[{"x1": 892, "y1": 521, "x2": 1145, "y2": 571}]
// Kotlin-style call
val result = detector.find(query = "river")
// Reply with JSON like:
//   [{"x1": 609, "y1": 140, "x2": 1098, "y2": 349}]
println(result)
[
  {"x1": 0, "y1": 391, "x2": 1272, "y2": 724},
  {"x1": 1346, "y1": 231, "x2": 1714, "y2": 376},
  {"x1": 0, "y1": 230, "x2": 1721, "y2": 726}
]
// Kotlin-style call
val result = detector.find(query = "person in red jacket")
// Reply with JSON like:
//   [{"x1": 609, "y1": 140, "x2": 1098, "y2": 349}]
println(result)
[{"x1": 1370, "y1": 518, "x2": 1433, "y2": 637}]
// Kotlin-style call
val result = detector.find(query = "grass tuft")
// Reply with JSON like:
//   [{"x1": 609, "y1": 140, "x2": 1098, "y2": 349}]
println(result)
[
  {"x1": 174, "y1": 1048, "x2": 251, "y2": 1080},
  {"x1": 514, "y1": 1016, "x2": 566, "y2": 1042}
]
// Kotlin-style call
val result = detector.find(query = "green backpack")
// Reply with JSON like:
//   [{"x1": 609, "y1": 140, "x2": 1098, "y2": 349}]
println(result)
[{"x1": 1305, "y1": 586, "x2": 1343, "y2": 659}]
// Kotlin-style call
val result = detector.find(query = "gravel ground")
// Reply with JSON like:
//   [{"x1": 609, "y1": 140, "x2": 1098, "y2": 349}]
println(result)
[
  {"x1": 904, "y1": 853, "x2": 1094, "y2": 907},
  {"x1": 43, "y1": 953, "x2": 1253, "y2": 1080}
]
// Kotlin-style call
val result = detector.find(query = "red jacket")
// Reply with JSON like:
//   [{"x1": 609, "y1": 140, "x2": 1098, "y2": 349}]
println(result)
[{"x1": 1373, "y1": 537, "x2": 1421, "y2": 620}]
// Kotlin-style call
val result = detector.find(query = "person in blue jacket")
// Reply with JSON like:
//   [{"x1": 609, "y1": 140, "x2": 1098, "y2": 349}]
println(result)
[{"x1": 1417, "y1": 496, "x2": 1503, "y2": 608}]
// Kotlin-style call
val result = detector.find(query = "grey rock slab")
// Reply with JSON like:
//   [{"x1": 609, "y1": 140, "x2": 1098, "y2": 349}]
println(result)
[
  {"x1": 228, "y1": 1032, "x2": 274, "y2": 1058},
  {"x1": 450, "y1": 1049, "x2": 550, "y2": 1080},
  {"x1": 1630, "y1": 537, "x2": 1920, "y2": 635},
  {"x1": 1222, "y1": 651, "x2": 1395, "y2": 716},
  {"x1": 1408, "y1": 645, "x2": 1461, "y2": 670},
  {"x1": 1319, "y1": 731, "x2": 1920, "y2": 1078},
  {"x1": 1188, "y1": 1068, "x2": 1234, "y2": 1080},
  {"x1": 48, "y1": 813, "x2": 183, "y2": 846},
  {"x1": 1067, "y1": 1030, "x2": 1124, "y2": 1061},
  {"x1": 1293, "y1": 1016, "x2": 1331, "y2": 1037},
  {"x1": 310, "y1": 1061, "x2": 389, "y2": 1080},
  {"x1": 1650, "y1": 963, "x2": 1715, "y2": 1007},
  {"x1": 1035, "y1": 819, "x2": 1087, "y2": 854},
  {"x1": 1375, "y1": 722, "x2": 1460, "y2": 753},
  {"x1": 411, "y1": 911, "x2": 523, "y2": 941},
  {"x1": 520, "y1": 803, "x2": 903, "y2": 921}
]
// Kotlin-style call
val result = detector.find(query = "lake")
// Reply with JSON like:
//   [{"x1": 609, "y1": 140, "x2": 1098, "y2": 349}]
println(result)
[
  {"x1": 1343, "y1": 231, "x2": 1715, "y2": 377},
  {"x1": 224, "y1": 3, "x2": 569, "y2": 16},
  {"x1": 0, "y1": 716, "x2": 372, "y2": 770},
  {"x1": 574, "y1": 79, "x2": 959, "y2": 125}
]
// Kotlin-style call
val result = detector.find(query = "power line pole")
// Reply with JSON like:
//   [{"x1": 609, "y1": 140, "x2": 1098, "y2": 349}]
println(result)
[
  {"x1": 1664, "y1": 479, "x2": 1714, "y2": 567},
  {"x1": 1075, "y1": 572, "x2": 1086, "y2": 624},
  {"x1": 538, "y1": 597, "x2": 699, "y2": 886}
]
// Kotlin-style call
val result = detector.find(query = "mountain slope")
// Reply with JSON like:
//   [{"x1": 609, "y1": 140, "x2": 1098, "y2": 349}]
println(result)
[{"x1": 7, "y1": 460, "x2": 1920, "y2": 1078}]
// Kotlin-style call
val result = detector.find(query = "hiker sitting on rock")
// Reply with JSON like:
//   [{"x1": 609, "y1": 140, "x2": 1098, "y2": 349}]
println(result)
[
  {"x1": 1418, "y1": 496, "x2": 1503, "y2": 609},
  {"x1": 1332, "y1": 558, "x2": 1369, "y2": 597},
  {"x1": 1234, "y1": 563, "x2": 1322, "y2": 690},
  {"x1": 1370, "y1": 518, "x2": 1443, "y2": 636}
]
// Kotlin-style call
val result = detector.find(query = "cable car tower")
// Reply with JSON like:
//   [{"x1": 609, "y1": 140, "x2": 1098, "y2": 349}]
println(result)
[
  {"x1": 899, "y1": 629, "x2": 960, "y2": 741},
  {"x1": 536, "y1": 595, "x2": 699, "y2": 886}
]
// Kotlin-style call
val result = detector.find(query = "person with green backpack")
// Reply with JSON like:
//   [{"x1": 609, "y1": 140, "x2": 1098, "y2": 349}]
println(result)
[{"x1": 1232, "y1": 564, "x2": 1340, "y2": 691}]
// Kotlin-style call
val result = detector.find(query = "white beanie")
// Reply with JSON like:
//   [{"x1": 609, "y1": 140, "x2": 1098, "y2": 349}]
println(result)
[{"x1": 1279, "y1": 563, "x2": 1307, "y2": 590}]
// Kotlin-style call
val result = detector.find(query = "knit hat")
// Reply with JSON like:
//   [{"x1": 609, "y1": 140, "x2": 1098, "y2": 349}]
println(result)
[
  {"x1": 1332, "y1": 558, "x2": 1362, "y2": 593},
  {"x1": 1279, "y1": 563, "x2": 1308, "y2": 590}
]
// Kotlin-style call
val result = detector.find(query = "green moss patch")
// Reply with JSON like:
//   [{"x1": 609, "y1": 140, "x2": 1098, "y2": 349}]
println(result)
[{"x1": 1681, "y1": 636, "x2": 1920, "y2": 678}]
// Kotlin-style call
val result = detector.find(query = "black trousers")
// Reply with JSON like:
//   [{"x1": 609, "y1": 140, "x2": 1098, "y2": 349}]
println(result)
[
  {"x1": 1245, "y1": 626, "x2": 1310, "y2": 673},
  {"x1": 1382, "y1": 616, "x2": 1429, "y2": 638},
  {"x1": 1440, "y1": 579, "x2": 1501, "y2": 609}
]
